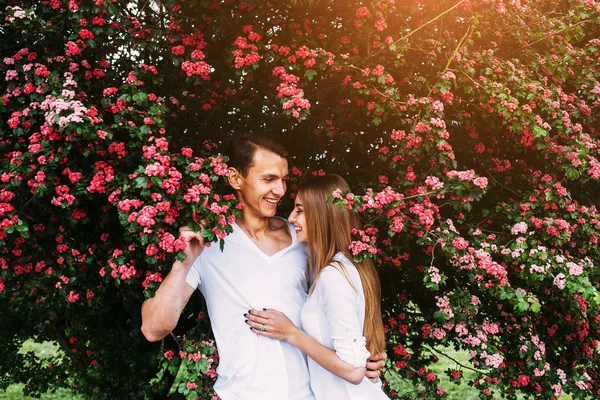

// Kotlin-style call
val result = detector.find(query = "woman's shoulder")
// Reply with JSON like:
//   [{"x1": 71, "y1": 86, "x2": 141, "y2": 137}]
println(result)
[
  {"x1": 320, "y1": 252, "x2": 361, "y2": 288},
  {"x1": 327, "y1": 252, "x2": 357, "y2": 272}
]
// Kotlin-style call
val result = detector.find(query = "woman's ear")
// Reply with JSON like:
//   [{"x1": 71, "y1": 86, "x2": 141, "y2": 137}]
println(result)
[{"x1": 228, "y1": 167, "x2": 242, "y2": 190}]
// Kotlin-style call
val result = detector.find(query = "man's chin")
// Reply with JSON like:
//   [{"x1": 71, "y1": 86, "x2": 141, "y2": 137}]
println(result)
[
  {"x1": 259, "y1": 206, "x2": 278, "y2": 218},
  {"x1": 263, "y1": 209, "x2": 278, "y2": 217}
]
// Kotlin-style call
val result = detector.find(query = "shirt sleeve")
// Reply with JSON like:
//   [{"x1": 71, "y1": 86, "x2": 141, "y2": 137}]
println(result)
[
  {"x1": 317, "y1": 264, "x2": 371, "y2": 368},
  {"x1": 185, "y1": 257, "x2": 202, "y2": 289}
]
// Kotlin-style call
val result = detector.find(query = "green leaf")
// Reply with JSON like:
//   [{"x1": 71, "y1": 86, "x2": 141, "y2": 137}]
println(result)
[
  {"x1": 532, "y1": 125, "x2": 548, "y2": 139},
  {"x1": 304, "y1": 69, "x2": 317, "y2": 81},
  {"x1": 565, "y1": 166, "x2": 580, "y2": 180},
  {"x1": 134, "y1": 176, "x2": 147, "y2": 188}
]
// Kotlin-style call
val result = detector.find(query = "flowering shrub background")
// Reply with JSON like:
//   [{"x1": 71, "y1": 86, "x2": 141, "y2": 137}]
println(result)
[{"x1": 2, "y1": 0, "x2": 600, "y2": 399}]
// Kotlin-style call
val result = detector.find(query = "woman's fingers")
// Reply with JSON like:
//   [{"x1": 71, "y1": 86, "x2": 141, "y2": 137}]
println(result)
[
  {"x1": 245, "y1": 312, "x2": 269, "y2": 325},
  {"x1": 246, "y1": 319, "x2": 277, "y2": 339},
  {"x1": 248, "y1": 309, "x2": 276, "y2": 319},
  {"x1": 246, "y1": 318, "x2": 271, "y2": 334},
  {"x1": 251, "y1": 327, "x2": 274, "y2": 338}
]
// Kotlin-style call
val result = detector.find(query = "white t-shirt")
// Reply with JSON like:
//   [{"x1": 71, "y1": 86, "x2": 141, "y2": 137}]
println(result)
[
  {"x1": 301, "y1": 252, "x2": 389, "y2": 400},
  {"x1": 186, "y1": 219, "x2": 315, "y2": 400}
]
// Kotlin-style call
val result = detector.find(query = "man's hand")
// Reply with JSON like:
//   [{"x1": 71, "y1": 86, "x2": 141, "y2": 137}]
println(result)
[
  {"x1": 365, "y1": 351, "x2": 387, "y2": 383},
  {"x1": 179, "y1": 225, "x2": 210, "y2": 267}
]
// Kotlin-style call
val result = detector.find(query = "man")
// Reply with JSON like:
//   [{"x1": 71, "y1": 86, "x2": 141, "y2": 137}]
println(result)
[{"x1": 141, "y1": 133, "x2": 386, "y2": 400}]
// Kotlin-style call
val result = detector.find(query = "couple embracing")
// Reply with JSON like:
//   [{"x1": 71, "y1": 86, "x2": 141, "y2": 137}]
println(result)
[{"x1": 141, "y1": 133, "x2": 390, "y2": 400}]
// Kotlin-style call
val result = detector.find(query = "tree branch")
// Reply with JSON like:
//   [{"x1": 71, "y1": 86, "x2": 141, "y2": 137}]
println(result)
[
  {"x1": 393, "y1": 0, "x2": 468, "y2": 45},
  {"x1": 423, "y1": 344, "x2": 489, "y2": 376},
  {"x1": 522, "y1": 19, "x2": 591, "y2": 49}
]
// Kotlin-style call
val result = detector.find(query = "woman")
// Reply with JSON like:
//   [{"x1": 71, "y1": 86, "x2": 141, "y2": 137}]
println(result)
[{"x1": 245, "y1": 174, "x2": 389, "y2": 399}]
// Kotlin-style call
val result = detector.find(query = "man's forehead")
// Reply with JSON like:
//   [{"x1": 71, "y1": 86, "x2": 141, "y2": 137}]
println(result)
[{"x1": 248, "y1": 149, "x2": 288, "y2": 176}]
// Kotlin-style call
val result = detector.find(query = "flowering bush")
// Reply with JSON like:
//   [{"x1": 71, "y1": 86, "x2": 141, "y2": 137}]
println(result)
[{"x1": 2, "y1": 0, "x2": 600, "y2": 399}]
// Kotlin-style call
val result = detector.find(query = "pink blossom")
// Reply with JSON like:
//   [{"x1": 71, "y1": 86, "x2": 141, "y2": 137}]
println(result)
[
  {"x1": 511, "y1": 222, "x2": 528, "y2": 235},
  {"x1": 432, "y1": 328, "x2": 446, "y2": 340},
  {"x1": 181, "y1": 61, "x2": 211, "y2": 79},
  {"x1": 473, "y1": 177, "x2": 488, "y2": 189},
  {"x1": 452, "y1": 237, "x2": 469, "y2": 250},
  {"x1": 68, "y1": 291, "x2": 80, "y2": 303},
  {"x1": 554, "y1": 273, "x2": 566, "y2": 290},
  {"x1": 355, "y1": 6, "x2": 370, "y2": 18},
  {"x1": 567, "y1": 262, "x2": 583, "y2": 276},
  {"x1": 424, "y1": 176, "x2": 444, "y2": 190}
]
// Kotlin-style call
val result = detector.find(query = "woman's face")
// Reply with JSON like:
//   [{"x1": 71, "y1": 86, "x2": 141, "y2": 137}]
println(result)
[{"x1": 288, "y1": 195, "x2": 307, "y2": 242}]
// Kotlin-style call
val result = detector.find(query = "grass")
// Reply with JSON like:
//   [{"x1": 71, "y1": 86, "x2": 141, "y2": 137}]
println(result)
[
  {"x1": 386, "y1": 346, "x2": 574, "y2": 399},
  {"x1": 1, "y1": 341, "x2": 82, "y2": 400},
  {"x1": 386, "y1": 346, "x2": 480, "y2": 399},
  {"x1": 2, "y1": 342, "x2": 577, "y2": 399}
]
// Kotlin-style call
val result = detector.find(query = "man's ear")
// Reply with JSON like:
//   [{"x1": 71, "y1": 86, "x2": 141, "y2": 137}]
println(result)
[{"x1": 228, "y1": 167, "x2": 242, "y2": 190}]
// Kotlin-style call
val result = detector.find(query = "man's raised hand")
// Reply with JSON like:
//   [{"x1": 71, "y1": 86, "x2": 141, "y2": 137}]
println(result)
[
  {"x1": 179, "y1": 225, "x2": 210, "y2": 267},
  {"x1": 365, "y1": 351, "x2": 387, "y2": 383}
]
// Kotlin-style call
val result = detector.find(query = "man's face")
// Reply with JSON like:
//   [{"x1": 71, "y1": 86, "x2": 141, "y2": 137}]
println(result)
[{"x1": 235, "y1": 148, "x2": 289, "y2": 219}]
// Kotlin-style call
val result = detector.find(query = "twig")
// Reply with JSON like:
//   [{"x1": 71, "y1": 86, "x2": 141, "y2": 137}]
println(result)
[
  {"x1": 18, "y1": 195, "x2": 36, "y2": 214},
  {"x1": 522, "y1": 20, "x2": 590, "y2": 49},
  {"x1": 429, "y1": 241, "x2": 440, "y2": 269},
  {"x1": 442, "y1": 25, "x2": 472, "y2": 75},
  {"x1": 448, "y1": 68, "x2": 480, "y2": 89},
  {"x1": 170, "y1": 332, "x2": 182, "y2": 350},
  {"x1": 481, "y1": 165, "x2": 520, "y2": 197},
  {"x1": 427, "y1": 24, "x2": 473, "y2": 99},
  {"x1": 423, "y1": 344, "x2": 489, "y2": 376},
  {"x1": 393, "y1": 0, "x2": 468, "y2": 45}
]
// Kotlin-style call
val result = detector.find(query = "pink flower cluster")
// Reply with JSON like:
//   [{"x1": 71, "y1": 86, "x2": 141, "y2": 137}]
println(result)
[
  {"x1": 181, "y1": 61, "x2": 211, "y2": 79},
  {"x1": 447, "y1": 170, "x2": 488, "y2": 189},
  {"x1": 39, "y1": 95, "x2": 88, "y2": 128},
  {"x1": 567, "y1": 261, "x2": 583, "y2": 276},
  {"x1": 272, "y1": 67, "x2": 311, "y2": 119},
  {"x1": 511, "y1": 222, "x2": 528, "y2": 235},
  {"x1": 232, "y1": 34, "x2": 261, "y2": 69},
  {"x1": 349, "y1": 228, "x2": 379, "y2": 256}
]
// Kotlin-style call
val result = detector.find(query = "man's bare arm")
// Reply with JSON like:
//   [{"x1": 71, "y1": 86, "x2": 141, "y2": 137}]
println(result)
[
  {"x1": 141, "y1": 262, "x2": 196, "y2": 342},
  {"x1": 141, "y1": 226, "x2": 208, "y2": 342}
]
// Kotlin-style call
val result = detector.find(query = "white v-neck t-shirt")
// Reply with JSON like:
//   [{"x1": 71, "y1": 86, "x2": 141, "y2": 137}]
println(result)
[{"x1": 186, "y1": 218, "x2": 314, "y2": 400}]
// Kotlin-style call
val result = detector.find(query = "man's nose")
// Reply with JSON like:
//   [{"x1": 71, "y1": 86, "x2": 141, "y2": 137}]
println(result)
[{"x1": 273, "y1": 180, "x2": 285, "y2": 196}]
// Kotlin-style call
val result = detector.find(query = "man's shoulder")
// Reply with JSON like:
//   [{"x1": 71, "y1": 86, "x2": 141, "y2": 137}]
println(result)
[
  {"x1": 270, "y1": 216, "x2": 290, "y2": 231},
  {"x1": 269, "y1": 216, "x2": 293, "y2": 244}
]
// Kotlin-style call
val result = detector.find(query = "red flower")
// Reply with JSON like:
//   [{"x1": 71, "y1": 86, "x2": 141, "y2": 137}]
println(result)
[{"x1": 171, "y1": 45, "x2": 185, "y2": 56}]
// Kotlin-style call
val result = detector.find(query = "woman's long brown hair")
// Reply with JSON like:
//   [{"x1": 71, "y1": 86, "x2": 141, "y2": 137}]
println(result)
[{"x1": 299, "y1": 174, "x2": 386, "y2": 356}]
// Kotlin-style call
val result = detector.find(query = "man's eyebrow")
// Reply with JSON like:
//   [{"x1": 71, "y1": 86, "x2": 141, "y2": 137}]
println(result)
[{"x1": 260, "y1": 173, "x2": 280, "y2": 179}]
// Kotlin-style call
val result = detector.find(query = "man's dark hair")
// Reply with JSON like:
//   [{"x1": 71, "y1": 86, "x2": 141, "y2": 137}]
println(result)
[{"x1": 226, "y1": 133, "x2": 289, "y2": 177}]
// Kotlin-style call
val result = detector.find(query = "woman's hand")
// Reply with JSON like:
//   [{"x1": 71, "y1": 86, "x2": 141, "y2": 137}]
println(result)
[{"x1": 245, "y1": 309, "x2": 300, "y2": 341}]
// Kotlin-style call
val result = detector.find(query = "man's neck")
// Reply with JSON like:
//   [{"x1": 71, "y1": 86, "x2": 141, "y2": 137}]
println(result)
[{"x1": 237, "y1": 213, "x2": 273, "y2": 239}]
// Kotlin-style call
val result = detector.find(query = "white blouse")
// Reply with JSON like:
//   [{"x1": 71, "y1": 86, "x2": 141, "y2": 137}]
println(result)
[{"x1": 300, "y1": 252, "x2": 390, "y2": 400}]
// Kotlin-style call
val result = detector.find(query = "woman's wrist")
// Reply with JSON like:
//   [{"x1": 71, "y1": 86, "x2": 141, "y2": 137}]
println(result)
[{"x1": 286, "y1": 326, "x2": 304, "y2": 345}]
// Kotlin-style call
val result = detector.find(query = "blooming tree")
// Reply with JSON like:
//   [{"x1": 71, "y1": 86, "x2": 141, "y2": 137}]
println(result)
[{"x1": 2, "y1": 0, "x2": 600, "y2": 399}]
